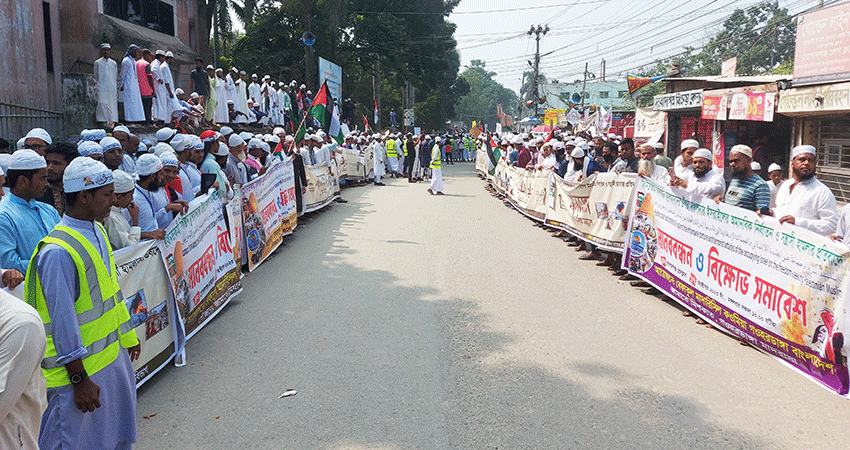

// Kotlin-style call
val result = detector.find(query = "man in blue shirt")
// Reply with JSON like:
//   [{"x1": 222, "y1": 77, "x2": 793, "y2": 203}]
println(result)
[{"x1": 0, "y1": 149, "x2": 61, "y2": 274}]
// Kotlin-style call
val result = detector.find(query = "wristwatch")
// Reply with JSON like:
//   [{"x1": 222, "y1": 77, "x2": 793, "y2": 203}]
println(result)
[{"x1": 69, "y1": 371, "x2": 88, "y2": 385}]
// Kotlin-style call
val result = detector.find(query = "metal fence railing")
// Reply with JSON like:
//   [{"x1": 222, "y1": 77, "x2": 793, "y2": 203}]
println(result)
[{"x1": 0, "y1": 101, "x2": 63, "y2": 144}]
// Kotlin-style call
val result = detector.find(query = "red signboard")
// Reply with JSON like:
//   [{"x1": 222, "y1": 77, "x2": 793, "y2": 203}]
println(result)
[
  {"x1": 793, "y1": 2, "x2": 850, "y2": 86},
  {"x1": 701, "y1": 96, "x2": 727, "y2": 120}
]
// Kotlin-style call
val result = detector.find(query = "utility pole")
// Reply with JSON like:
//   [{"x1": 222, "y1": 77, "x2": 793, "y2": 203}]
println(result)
[
  {"x1": 527, "y1": 24, "x2": 549, "y2": 117},
  {"x1": 580, "y1": 62, "x2": 588, "y2": 110}
]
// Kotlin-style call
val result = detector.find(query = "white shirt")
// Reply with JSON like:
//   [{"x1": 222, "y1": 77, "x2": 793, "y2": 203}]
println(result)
[
  {"x1": 768, "y1": 179, "x2": 781, "y2": 208},
  {"x1": 0, "y1": 290, "x2": 46, "y2": 450},
  {"x1": 104, "y1": 205, "x2": 141, "y2": 250},
  {"x1": 834, "y1": 204, "x2": 850, "y2": 246},
  {"x1": 673, "y1": 155, "x2": 694, "y2": 179},
  {"x1": 683, "y1": 168, "x2": 725, "y2": 201},
  {"x1": 774, "y1": 177, "x2": 838, "y2": 236},
  {"x1": 248, "y1": 82, "x2": 262, "y2": 104}
]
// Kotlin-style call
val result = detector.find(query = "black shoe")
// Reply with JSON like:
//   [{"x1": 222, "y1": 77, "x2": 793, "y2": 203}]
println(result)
[{"x1": 375, "y1": 182, "x2": 385, "y2": 186}]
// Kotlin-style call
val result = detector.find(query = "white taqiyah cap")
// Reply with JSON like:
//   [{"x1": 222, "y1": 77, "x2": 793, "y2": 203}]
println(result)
[
  {"x1": 751, "y1": 161, "x2": 762, "y2": 171},
  {"x1": 78, "y1": 140, "x2": 103, "y2": 157},
  {"x1": 101, "y1": 43, "x2": 111, "y2": 49},
  {"x1": 165, "y1": 51, "x2": 174, "y2": 58},
  {"x1": 112, "y1": 125, "x2": 130, "y2": 135},
  {"x1": 268, "y1": 135, "x2": 280, "y2": 144},
  {"x1": 190, "y1": 92, "x2": 199, "y2": 99},
  {"x1": 175, "y1": 88, "x2": 184, "y2": 95},
  {"x1": 693, "y1": 148, "x2": 712, "y2": 161},
  {"x1": 159, "y1": 151, "x2": 179, "y2": 168},
  {"x1": 156, "y1": 127, "x2": 176, "y2": 142},
  {"x1": 228, "y1": 134, "x2": 244, "y2": 148},
  {"x1": 247, "y1": 139, "x2": 264, "y2": 151},
  {"x1": 729, "y1": 144, "x2": 753, "y2": 158},
  {"x1": 239, "y1": 132, "x2": 253, "y2": 141},
  {"x1": 80, "y1": 129, "x2": 107, "y2": 141},
  {"x1": 285, "y1": 135, "x2": 294, "y2": 143},
  {"x1": 25, "y1": 128, "x2": 52, "y2": 145},
  {"x1": 212, "y1": 142, "x2": 230, "y2": 156},
  {"x1": 155, "y1": 49, "x2": 165, "y2": 56},
  {"x1": 571, "y1": 147, "x2": 586, "y2": 158},
  {"x1": 190, "y1": 135, "x2": 204, "y2": 150},
  {"x1": 169, "y1": 134, "x2": 191, "y2": 152},
  {"x1": 16, "y1": 138, "x2": 25, "y2": 150},
  {"x1": 10, "y1": 149, "x2": 46, "y2": 170},
  {"x1": 0, "y1": 154, "x2": 11, "y2": 174},
  {"x1": 435, "y1": 136, "x2": 442, "y2": 143},
  {"x1": 262, "y1": 142, "x2": 271, "y2": 153},
  {"x1": 100, "y1": 136, "x2": 121, "y2": 152},
  {"x1": 63, "y1": 157, "x2": 113, "y2": 193},
  {"x1": 136, "y1": 153, "x2": 163, "y2": 176},
  {"x1": 272, "y1": 127, "x2": 285, "y2": 135},
  {"x1": 681, "y1": 139, "x2": 700, "y2": 150},
  {"x1": 152, "y1": 142, "x2": 173, "y2": 157},
  {"x1": 206, "y1": 65, "x2": 214, "y2": 71},
  {"x1": 112, "y1": 170, "x2": 135, "y2": 194},
  {"x1": 792, "y1": 145, "x2": 816, "y2": 158},
  {"x1": 768, "y1": 163, "x2": 782, "y2": 173},
  {"x1": 220, "y1": 126, "x2": 234, "y2": 136}
]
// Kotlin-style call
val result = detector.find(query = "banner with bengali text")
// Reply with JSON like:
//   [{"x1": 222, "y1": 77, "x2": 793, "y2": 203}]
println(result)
[
  {"x1": 158, "y1": 192, "x2": 243, "y2": 338},
  {"x1": 337, "y1": 147, "x2": 365, "y2": 181},
  {"x1": 623, "y1": 176, "x2": 850, "y2": 396},
  {"x1": 544, "y1": 172, "x2": 637, "y2": 252},
  {"x1": 304, "y1": 162, "x2": 340, "y2": 212},
  {"x1": 241, "y1": 163, "x2": 286, "y2": 271},
  {"x1": 505, "y1": 166, "x2": 548, "y2": 221}
]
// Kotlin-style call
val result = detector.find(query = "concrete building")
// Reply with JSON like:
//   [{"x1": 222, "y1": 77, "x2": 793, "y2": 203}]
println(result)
[{"x1": 539, "y1": 79, "x2": 634, "y2": 112}]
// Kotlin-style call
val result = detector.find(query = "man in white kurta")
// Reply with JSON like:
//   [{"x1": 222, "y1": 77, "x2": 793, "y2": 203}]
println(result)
[
  {"x1": 225, "y1": 69, "x2": 238, "y2": 109},
  {"x1": 151, "y1": 50, "x2": 169, "y2": 122},
  {"x1": 161, "y1": 52, "x2": 181, "y2": 121},
  {"x1": 0, "y1": 288, "x2": 46, "y2": 450},
  {"x1": 235, "y1": 71, "x2": 250, "y2": 124},
  {"x1": 671, "y1": 148, "x2": 725, "y2": 201},
  {"x1": 373, "y1": 136, "x2": 385, "y2": 185},
  {"x1": 119, "y1": 45, "x2": 145, "y2": 122},
  {"x1": 93, "y1": 43, "x2": 118, "y2": 124},
  {"x1": 248, "y1": 74, "x2": 262, "y2": 106},
  {"x1": 214, "y1": 69, "x2": 229, "y2": 124},
  {"x1": 772, "y1": 145, "x2": 838, "y2": 236}
]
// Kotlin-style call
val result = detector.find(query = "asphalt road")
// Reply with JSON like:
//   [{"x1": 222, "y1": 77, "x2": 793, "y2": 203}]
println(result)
[{"x1": 135, "y1": 162, "x2": 850, "y2": 449}]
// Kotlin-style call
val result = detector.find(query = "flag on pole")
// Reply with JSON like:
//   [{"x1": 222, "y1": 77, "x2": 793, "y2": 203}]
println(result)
[
  {"x1": 363, "y1": 115, "x2": 370, "y2": 132},
  {"x1": 373, "y1": 100, "x2": 379, "y2": 126},
  {"x1": 295, "y1": 81, "x2": 343, "y2": 143},
  {"x1": 626, "y1": 73, "x2": 668, "y2": 95}
]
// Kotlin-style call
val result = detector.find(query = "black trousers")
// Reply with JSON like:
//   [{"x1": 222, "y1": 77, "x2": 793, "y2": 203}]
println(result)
[{"x1": 142, "y1": 96, "x2": 153, "y2": 122}]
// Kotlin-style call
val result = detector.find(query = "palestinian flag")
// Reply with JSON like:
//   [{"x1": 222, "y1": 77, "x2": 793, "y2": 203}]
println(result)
[
  {"x1": 373, "y1": 100, "x2": 379, "y2": 125},
  {"x1": 295, "y1": 81, "x2": 344, "y2": 144}
]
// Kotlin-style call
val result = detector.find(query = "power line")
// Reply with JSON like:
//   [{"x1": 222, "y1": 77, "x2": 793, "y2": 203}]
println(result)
[{"x1": 352, "y1": 1, "x2": 610, "y2": 16}]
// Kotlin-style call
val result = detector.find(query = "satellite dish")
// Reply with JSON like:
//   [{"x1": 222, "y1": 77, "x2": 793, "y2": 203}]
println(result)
[
  {"x1": 570, "y1": 92, "x2": 582, "y2": 104},
  {"x1": 302, "y1": 32, "x2": 315, "y2": 46}
]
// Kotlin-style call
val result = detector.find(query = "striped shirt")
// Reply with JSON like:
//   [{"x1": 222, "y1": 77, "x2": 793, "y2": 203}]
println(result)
[{"x1": 725, "y1": 174, "x2": 769, "y2": 211}]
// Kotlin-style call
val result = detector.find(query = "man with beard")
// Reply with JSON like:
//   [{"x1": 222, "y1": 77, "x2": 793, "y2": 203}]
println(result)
[
  {"x1": 718, "y1": 144, "x2": 769, "y2": 212},
  {"x1": 670, "y1": 148, "x2": 725, "y2": 201},
  {"x1": 637, "y1": 143, "x2": 670, "y2": 184},
  {"x1": 770, "y1": 145, "x2": 837, "y2": 235},
  {"x1": 596, "y1": 141, "x2": 618, "y2": 171},
  {"x1": 133, "y1": 154, "x2": 188, "y2": 233},
  {"x1": 38, "y1": 143, "x2": 79, "y2": 215}
]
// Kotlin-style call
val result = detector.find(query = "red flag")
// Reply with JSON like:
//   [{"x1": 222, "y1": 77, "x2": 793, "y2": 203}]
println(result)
[
  {"x1": 363, "y1": 115, "x2": 370, "y2": 132},
  {"x1": 544, "y1": 127, "x2": 555, "y2": 143},
  {"x1": 373, "y1": 100, "x2": 379, "y2": 125}
]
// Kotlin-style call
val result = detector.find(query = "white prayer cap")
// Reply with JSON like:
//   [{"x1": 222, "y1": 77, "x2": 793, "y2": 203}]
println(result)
[
  {"x1": 571, "y1": 147, "x2": 586, "y2": 158},
  {"x1": 77, "y1": 140, "x2": 103, "y2": 157},
  {"x1": 751, "y1": 161, "x2": 762, "y2": 171},
  {"x1": 63, "y1": 157, "x2": 113, "y2": 193},
  {"x1": 792, "y1": 145, "x2": 816, "y2": 159},
  {"x1": 264, "y1": 75, "x2": 271, "y2": 80},
  {"x1": 9, "y1": 149, "x2": 46, "y2": 170},
  {"x1": 272, "y1": 127, "x2": 285, "y2": 135},
  {"x1": 607, "y1": 133, "x2": 616, "y2": 139},
  {"x1": 240, "y1": 70, "x2": 246, "y2": 75},
  {"x1": 138, "y1": 142, "x2": 147, "y2": 153},
  {"x1": 300, "y1": 84, "x2": 306, "y2": 89},
  {"x1": 730, "y1": 144, "x2": 753, "y2": 158},
  {"x1": 693, "y1": 148, "x2": 712, "y2": 161},
  {"x1": 228, "y1": 134, "x2": 244, "y2": 147},
  {"x1": 262, "y1": 143, "x2": 271, "y2": 153},
  {"x1": 175, "y1": 88, "x2": 184, "y2": 95},
  {"x1": 165, "y1": 51, "x2": 174, "y2": 58},
  {"x1": 500, "y1": 139, "x2": 508, "y2": 145},
  {"x1": 25, "y1": 128, "x2": 52, "y2": 145},
  {"x1": 160, "y1": 151, "x2": 179, "y2": 168},
  {"x1": 227, "y1": 100, "x2": 235, "y2": 105},
  {"x1": 229, "y1": 67, "x2": 237, "y2": 72},
  {"x1": 152, "y1": 142, "x2": 174, "y2": 157},
  {"x1": 0, "y1": 154, "x2": 11, "y2": 174},
  {"x1": 252, "y1": 73, "x2": 258, "y2": 78},
  {"x1": 247, "y1": 138, "x2": 264, "y2": 150},
  {"x1": 156, "y1": 127, "x2": 176, "y2": 142},
  {"x1": 136, "y1": 154, "x2": 163, "y2": 176},
  {"x1": 268, "y1": 135, "x2": 280, "y2": 144},
  {"x1": 285, "y1": 135, "x2": 294, "y2": 143},
  {"x1": 681, "y1": 139, "x2": 700, "y2": 150},
  {"x1": 206, "y1": 65, "x2": 214, "y2": 70},
  {"x1": 220, "y1": 126, "x2": 234, "y2": 136},
  {"x1": 768, "y1": 163, "x2": 782, "y2": 173},
  {"x1": 552, "y1": 141, "x2": 565, "y2": 150},
  {"x1": 113, "y1": 170, "x2": 135, "y2": 194},
  {"x1": 112, "y1": 125, "x2": 130, "y2": 135},
  {"x1": 239, "y1": 131, "x2": 253, "y2": 141},
  {"x1": 190, "y1": 92, "x2": 199, "y2": 99},
  {"x1": 16, "y1": 138, "x2": 25, "y2": 150},
  {"x1": 212, "y1": 142, "x2": 230, "y2": 157},
  {"x1": 169, "y1": 134, "x2": 191, "y2": 152},
  {"x1": 190, "y1": 135, "x2": 204, "y2": 150},
  {"x1": 100, "y1": 137, "x2": 121, "y2": 152},
  {"x1": 101, "y1": 43, "x2": 111, "y2": 49},
  {"x1": 654, "y1": 142, "x2": 664, "y2": 150},
  {"x1": 581, "y1": 143, "x2": 590, "y2": 151},
  {"x1": 155, "y1": 49, "x2": 165, "y2": 56},
  {"x1": 80, "y1": 129, "x2": 106, "y2": 141},
  {"x1": 512, "y1": 136, "x2": 523, "y2": 145},
  {"x1": 254, "y1": 133, "x2": 264, "y2": 140},
  {"x1": 215, "y1": 68, "x2": 223, "y2": 73},
  {"x1": 310, "y1": 134, "x2": 323, "y2": 143}
]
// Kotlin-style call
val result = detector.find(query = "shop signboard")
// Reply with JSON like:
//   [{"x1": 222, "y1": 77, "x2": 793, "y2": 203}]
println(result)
[
  {"x1": 727, "y1": 93, "x2": 775, "y2": 122},
  {"x1": 793, "y1": 2, "x2": 850, "y2": 86},
  {"x1": 701, "y1": 96, "x2": 727, "y2": 121},
  {"x1": 653, "y1": 89, "x2": 703, "y2": 111}
]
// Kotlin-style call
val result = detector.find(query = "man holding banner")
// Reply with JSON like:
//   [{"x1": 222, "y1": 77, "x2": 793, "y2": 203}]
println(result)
[{"x1": 770, "y1": 145, "x2": 837, "y2": 236}]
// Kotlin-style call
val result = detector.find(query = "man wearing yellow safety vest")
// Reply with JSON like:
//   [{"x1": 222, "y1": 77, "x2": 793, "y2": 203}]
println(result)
[
  {"x1": 385, "y1": 133, "x2": 400, "y2": 176},
  {"x1": 27, "y1": 156, "x2": 141, "y2": 450},
  {"x1": 428, "y1": 136, "x2": 445, "y2": 195}
]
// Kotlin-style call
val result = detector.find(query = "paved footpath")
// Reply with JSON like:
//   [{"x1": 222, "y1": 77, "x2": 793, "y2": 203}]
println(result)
[{"x1": 135, "y1": 163, "x2": 850, "y2": 449}]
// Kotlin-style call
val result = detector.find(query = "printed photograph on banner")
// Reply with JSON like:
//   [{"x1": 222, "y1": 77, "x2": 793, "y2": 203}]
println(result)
[
  {"x1": 145, "y1": 302, "x2": 169, "y2": 340},
  {"x1": 125, "y1": 290, "x2": 147, "y2": 328}
]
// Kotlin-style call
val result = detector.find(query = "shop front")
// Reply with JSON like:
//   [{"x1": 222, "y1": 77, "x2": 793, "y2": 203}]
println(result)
[{"x1": 653, "y1": 89, "x2": 712, "y2": 156}]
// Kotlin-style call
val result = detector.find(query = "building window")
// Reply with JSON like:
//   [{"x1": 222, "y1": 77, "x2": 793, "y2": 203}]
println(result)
[
  {"x1": 104, "y1": 0, "x2": 175, "y2": 36},
  {"x1": 599, "y1": 91, "x2": 609, "y2": 98},
  {"x1": 619, "y1": 90, "x2": 628, "y2": 98},
  {"x1": 43, "y1": 2, "x2": 54, "y2": 73}
]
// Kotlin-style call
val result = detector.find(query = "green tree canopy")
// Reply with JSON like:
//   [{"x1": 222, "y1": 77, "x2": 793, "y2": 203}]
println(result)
[{"x1": 453, "y1": 60, "x2": 518, "y2": 129}]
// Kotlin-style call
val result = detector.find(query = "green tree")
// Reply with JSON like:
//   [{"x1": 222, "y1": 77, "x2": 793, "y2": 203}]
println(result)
[{"x1": 453, "y1": 61, "x2": 518, "y2": 130}]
